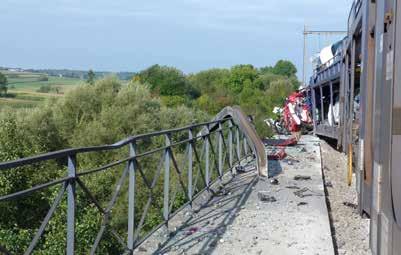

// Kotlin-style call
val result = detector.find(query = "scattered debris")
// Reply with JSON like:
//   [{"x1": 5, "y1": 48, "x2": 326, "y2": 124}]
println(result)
[
  {"x1": 294, "y1": 175, "x2": 311, "y2": 181},
  {"x1": 294, "y1": 187, "x2": 323, "y2": 198},
  {"x1": 270, "y1": 178, "x2": 279, "y2": 185},
  {"x1": 268, "y1": 148, "x2": 287, "y2": 160},
  {"x1": 297, "y1": 202, "x2": 308, "y2": 206},
  {"x1": 284, "y1": 158, "x2": 300, "y2": 165},
  {"x1": 258, "y1": 191, "x2": 277, "y2": 203},
  {"x1": 138, "y1": 247, "x2": 147, "y2": 252},
  {"x1": 185, "y1": 227, "x2": 199, "y2": 236},
  {"x1": 287, "y1": 241, "x2": 297, "y2": 247},
  {"x1": 299, "y1": 147, "x2": 307, "y2": 152},
  {"x1": 168, "y1": 231, "x2": 176, "y2": 238},
  {"x1": 286, "y1": 185, "x2": 300, "y2": 190},
  {"x1": 216, "y1": 188, "x2": 229, "y2": 196},
  {"x1": 263, "y1": 137, "x2": 298, "y2": 146},
  {"x1": 209, "y1": 239, "x2": 218, "y2": 247},
  {"x1": 278, "y1": 137, "x2": 298, "y2": 146},
  {"x1": 343, "y1": 202, "x2": 358, "y2": 209},
  {"x1": 294, "y1": 188, "x2": 313, "y2": 198},
  {"x1": 236, "y1": 165, "x2": 246, "y2": 173},
  {"x1": 325, "y1": 181, "x2": 333, "y2": 188}
]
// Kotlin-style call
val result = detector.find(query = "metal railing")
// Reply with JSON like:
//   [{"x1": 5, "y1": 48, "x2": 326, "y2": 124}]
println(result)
[
  {"x1": 310, "y1": 54, "x2": 342, "y2": 86},
  {"x1": 0, "y1": 107, "x2": 263, "y2": 254},
  {"x1": 348, "y1": 0, "x2": 362, "y2": 31}
]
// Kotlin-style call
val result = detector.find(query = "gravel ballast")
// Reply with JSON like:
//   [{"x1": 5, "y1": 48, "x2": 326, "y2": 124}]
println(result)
[{"x1": 320, "y1": 140, "x2": 371, "y2": 255}]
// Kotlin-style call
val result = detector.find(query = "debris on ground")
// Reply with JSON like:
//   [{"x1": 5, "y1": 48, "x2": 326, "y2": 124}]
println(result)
[
  {"x1": 297, "y1": 202, "x2": 308, "y2": 206},
  {"x1": 236, "y1": 165, "x2": 246, "y2": 173},
  {"x1": 263, "y1": 137, "x2": 298, "y2": 147},
  {"x1": 258, "y1": 191, "x2": 277, "y2": 203},
  {"x1": 270, "y1": 178, "x2": 279, "y2": 185},
  {"x1": 294, "y1": 175, "x2": 311, "y2": 181},
  {"x1": 268, "y1": 148, "x2": 287, "y2": 160},
  {"x1": 185, "y1": 227, "x2": 200, "y2": 236},
  {"x1": 265, "y1": 137, "x2": 302, "y2": 161},
  {"x1": 343, "y1": 202, "x2": 358, "y2": 209},
  {"x1": 325, "y1": 181, "x2": 333, "y2": 188},
  {"x1": 277, "y1": 137, "x2": 298, "y2": 146},
  {"x1": 216, "y1": 188, "x2": 229, "y2": 196},
  {"x1": 286, "y1": 185, "x2": 300, "y2": 190},
  {"x1": 138, "y1": 247, "x2": 147, "y2": 252},
  {"x1": 294, "y1": 188, "x2": 313, "y2": 198}
]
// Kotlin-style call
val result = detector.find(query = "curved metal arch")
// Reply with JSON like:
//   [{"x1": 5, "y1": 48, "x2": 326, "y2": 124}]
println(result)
[{"x1": 205, "y1": 106, "x2": 268, "y2": 177}]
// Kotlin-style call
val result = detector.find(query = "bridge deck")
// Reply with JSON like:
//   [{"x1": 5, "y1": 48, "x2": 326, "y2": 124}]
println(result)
[{"x1": 136, "y1": 135, "x2": 334, "y2": 255}]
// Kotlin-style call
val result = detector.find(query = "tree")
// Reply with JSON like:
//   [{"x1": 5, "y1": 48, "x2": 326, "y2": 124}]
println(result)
[
  {"x1": 86, "y1": 69, "x2": 95, "y2": 85},
  {"x1": 38, "y1": 75, "x2": 49, "y2": 81},
  {"x1": 272, "y1": 60, "x2": 297, "y2": 77},
  {"x1": 137, "y1": 65, "x2": 198, "y2": 98},
  {"x1": 226, "y1": 65, "x2": 257, "y2": 93},
  {"x1": 0, "y1": 72, "x2": 8, "y2": 96},
  {"x1": 188, "y1": 68, "x2": 230, "y2": 95}
]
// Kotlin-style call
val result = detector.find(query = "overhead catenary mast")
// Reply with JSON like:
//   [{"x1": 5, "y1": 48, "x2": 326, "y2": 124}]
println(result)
[{"x1": 302, "y1": 25, "x2": 347, "y2": 86}]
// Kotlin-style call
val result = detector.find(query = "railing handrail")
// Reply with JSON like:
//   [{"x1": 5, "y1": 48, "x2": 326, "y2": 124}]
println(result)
[
  {"x1": 348, "y1": 0, "x2": 362, "y2": 31},
  {"x1": 0, "y1": 118, "x2": 232, "y2": 170}
]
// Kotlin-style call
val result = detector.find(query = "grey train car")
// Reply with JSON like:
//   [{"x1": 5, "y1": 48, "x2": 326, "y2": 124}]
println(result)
[{"x1": 308, "y1": 0, "x2": 401, "y2": 254}]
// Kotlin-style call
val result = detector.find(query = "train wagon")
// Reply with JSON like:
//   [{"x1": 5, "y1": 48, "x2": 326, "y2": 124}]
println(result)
[{"x1": 308, "y1": 0, "x2": 401, "y2": 254}]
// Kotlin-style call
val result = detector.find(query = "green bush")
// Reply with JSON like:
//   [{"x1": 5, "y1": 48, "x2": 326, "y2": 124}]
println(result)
[
  {"x1": 0, "y1": 78, "x2": 210, "y2": 253},
  {"x1": 37, "y1": 84, "x2": 52, "y2": 93},
  {"x1": 0, "y1": 59, "x2": 300, "y2": 252}
]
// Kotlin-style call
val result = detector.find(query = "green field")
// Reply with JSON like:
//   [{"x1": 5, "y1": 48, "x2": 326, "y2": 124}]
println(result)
[{"x1": 0, "y1": 71, "x2": 82, "y2": 109}]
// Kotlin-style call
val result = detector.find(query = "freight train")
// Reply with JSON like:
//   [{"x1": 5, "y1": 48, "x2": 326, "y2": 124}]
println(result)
[{"x1": 308, "y1": 0, "x2": 401, "y2": 254}]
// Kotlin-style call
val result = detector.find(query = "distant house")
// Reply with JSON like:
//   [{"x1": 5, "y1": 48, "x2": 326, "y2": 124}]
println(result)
[{"x1": 7, "y1": 68, "x2": 24, "y2": 72}]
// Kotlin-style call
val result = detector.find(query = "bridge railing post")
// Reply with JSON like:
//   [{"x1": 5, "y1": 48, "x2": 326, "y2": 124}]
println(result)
[
  {"x1": 127, "y1": 142, "x2": 136, "y2": 251},
  {"x1": 67, "y1": 155, "x2": 76, "y2": 255},
  {"x1": 163, "y1": 134, "x2": 171, "y2": 224},
  {"x1": 205, "y1": 124, "x2": 210, "y2": 190},
  {"x1": 228, "y1": 120, "x2": 234, "y2": 175},
  {"x1": 243, "y1": 134, "x2": 248, "y2": 157},
  {"x1": 236, "y1": 126, "x2": 241, "y2": 163},
  {"x1": 218, "y1": 122, "x2": 223, "y2": 178},
  {"x1": 188, "y1": 129, "x2": 193, "y2": 205}
]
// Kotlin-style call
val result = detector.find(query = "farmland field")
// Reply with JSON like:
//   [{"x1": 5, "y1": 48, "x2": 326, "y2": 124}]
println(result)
[{"x1": 0, "y1": 71, "x2": 82, "y2": 108}]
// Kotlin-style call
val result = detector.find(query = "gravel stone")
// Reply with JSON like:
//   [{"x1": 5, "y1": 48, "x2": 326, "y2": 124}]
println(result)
[{"x1": 320, "y1": 140, "x2": 371, "y2": 255}]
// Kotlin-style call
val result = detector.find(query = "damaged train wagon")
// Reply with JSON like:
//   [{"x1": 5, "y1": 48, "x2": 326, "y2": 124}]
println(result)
[{"x1": 307, "y1": 0, "x2": 401, "y2": 254}]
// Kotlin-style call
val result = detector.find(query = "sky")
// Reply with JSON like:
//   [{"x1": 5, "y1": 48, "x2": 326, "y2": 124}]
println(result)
[{"x1": 0, "y1": 0, "x2": 354, "y2": 78}]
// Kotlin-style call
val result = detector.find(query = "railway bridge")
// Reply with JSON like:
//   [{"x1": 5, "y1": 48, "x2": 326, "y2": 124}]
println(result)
[{"x1": 0, "y1": 106, "x2": 336, "y2": 255}]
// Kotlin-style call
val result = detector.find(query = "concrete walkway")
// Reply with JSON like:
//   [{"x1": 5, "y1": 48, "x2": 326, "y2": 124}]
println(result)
[{"x1": 136, "y1": 135, "x2": 334, "y2": 255}]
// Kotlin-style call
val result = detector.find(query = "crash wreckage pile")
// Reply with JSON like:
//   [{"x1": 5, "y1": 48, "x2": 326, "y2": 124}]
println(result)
[{"x1": 265, "y1": 90, "x2": 313, "y2": 138}]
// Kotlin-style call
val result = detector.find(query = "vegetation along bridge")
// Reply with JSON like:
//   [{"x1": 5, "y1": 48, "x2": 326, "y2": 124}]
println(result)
[{"x1": 0, "y1": 105, "x2": 336, "y2": 254}]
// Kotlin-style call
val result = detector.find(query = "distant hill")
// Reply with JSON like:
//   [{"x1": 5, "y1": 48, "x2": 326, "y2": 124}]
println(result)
[{"x1": 0, "y1": 67, "x2": 136, "y2": 80}]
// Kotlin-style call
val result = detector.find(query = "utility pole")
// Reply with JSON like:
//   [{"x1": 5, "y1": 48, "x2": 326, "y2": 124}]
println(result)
[
  {"x1": 302, "y1": 26, "x2": 347, "y2": 86},
  {"x1": 303, "y1": 25, "x2": 307, "y2": 88}
]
